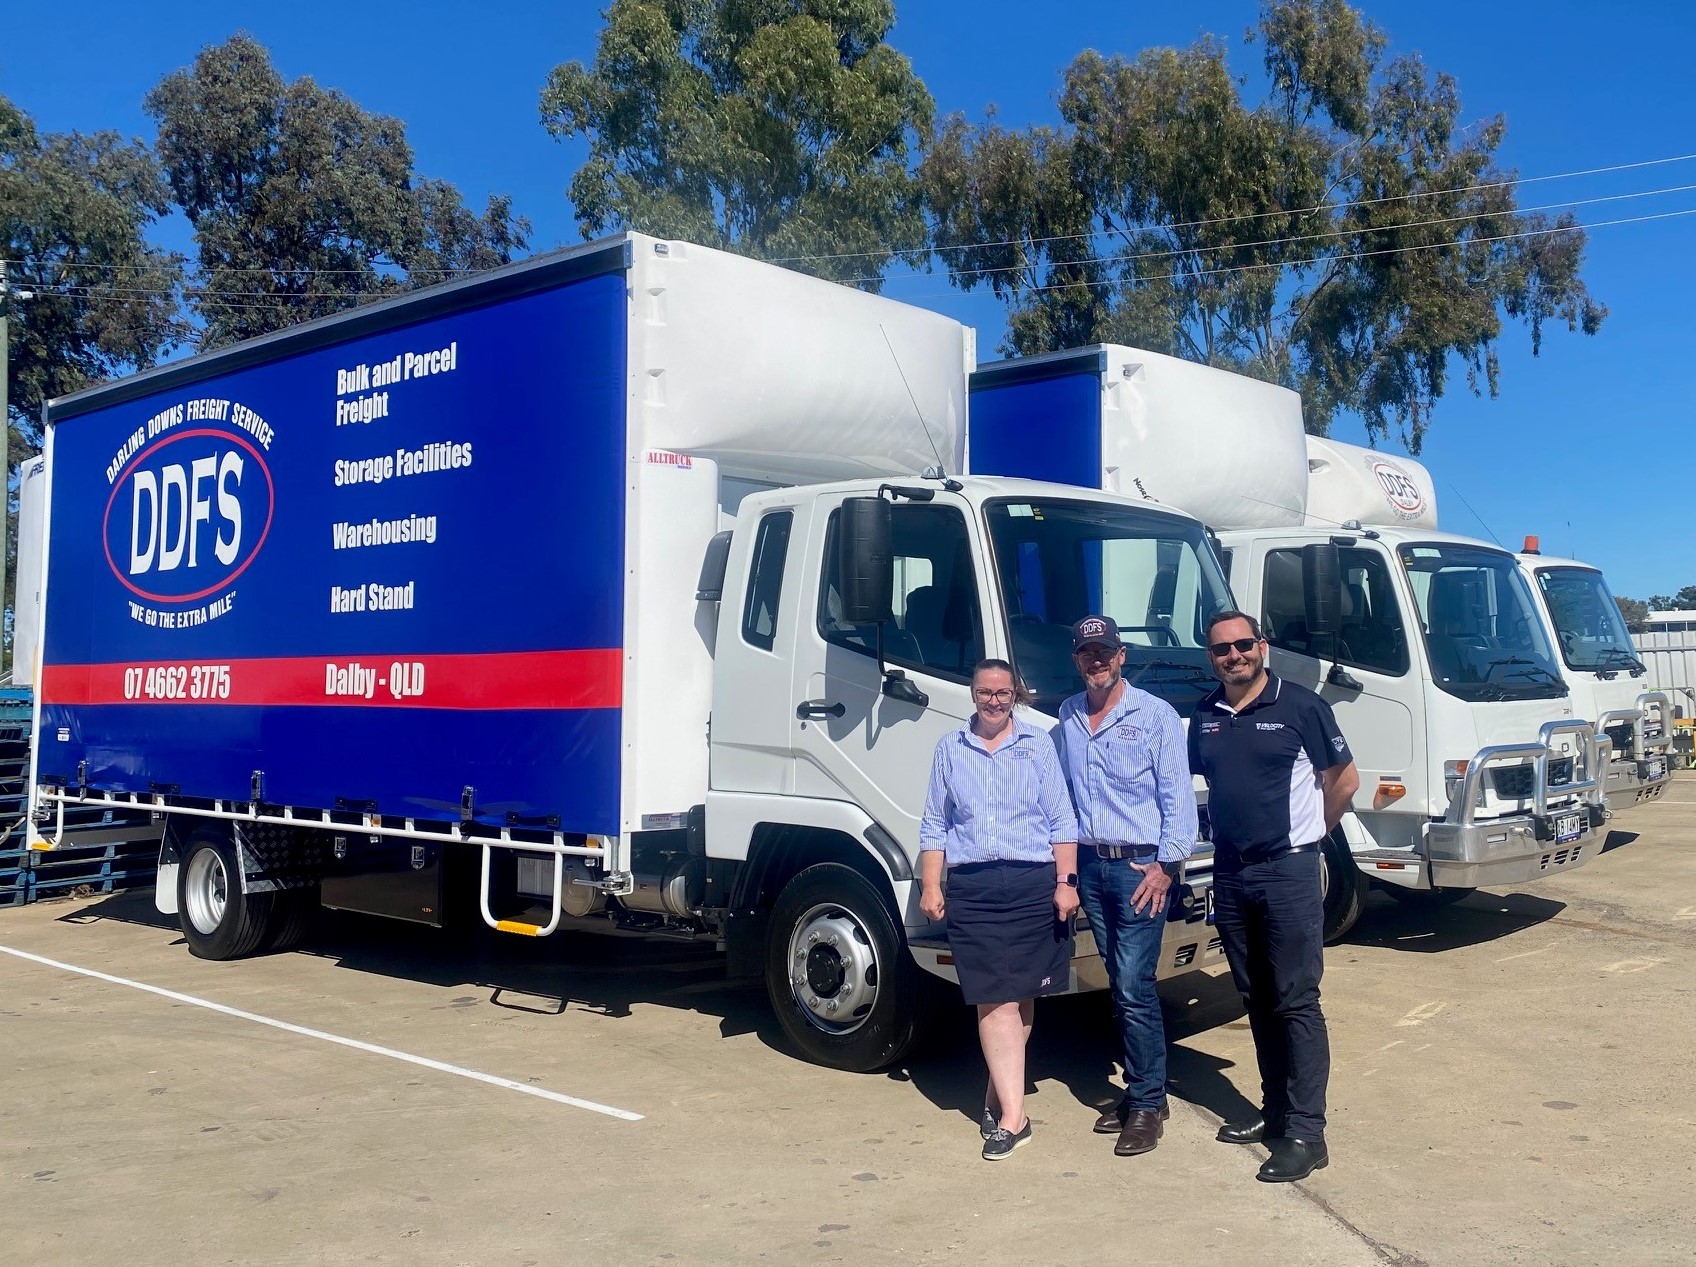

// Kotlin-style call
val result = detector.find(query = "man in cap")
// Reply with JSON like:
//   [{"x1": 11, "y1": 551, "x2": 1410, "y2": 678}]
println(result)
[{"x1": 1054, "y1": 615, "x2": 1198, "y2": 1157}]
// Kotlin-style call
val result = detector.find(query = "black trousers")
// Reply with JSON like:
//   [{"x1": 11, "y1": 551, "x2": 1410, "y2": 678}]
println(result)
[{"x1": 1212, "y1": 847, "x2": 1330, "y2": 1139}]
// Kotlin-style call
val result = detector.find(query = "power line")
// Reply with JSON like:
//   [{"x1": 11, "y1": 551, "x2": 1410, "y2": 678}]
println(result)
[
  {"x1": 768, "y1": 150, "x2": 1696, "y2": 265},
  {"x1": 883, "y1": 206, "x2": 1696, "y2": 302},
  {"x1": 853, "y1": 180, "x2": 1696, "y2": 291}
]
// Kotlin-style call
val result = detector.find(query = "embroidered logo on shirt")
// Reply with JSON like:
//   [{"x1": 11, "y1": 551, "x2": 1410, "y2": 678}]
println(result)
[
  {"x1": 1008, "y1": 749, "x2": 1035, "y2": 760},
  {"x1": 1115, "y1": 725, "x2": 1141, "y2": 740},
  {"x1": 1332, "y1": 735, "x2": 1348, "y2": 751},
  {"x1": 1200, "y1": 720, "x2": 1221, "y2": 734},
  {"x1": 1255, "y1": 722, "x2": 1285, "y2": 731}
]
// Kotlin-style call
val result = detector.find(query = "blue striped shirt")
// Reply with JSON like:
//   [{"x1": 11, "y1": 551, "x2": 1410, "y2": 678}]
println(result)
[
  {"x1": 919, "y1": 716, "x2": 1078, "y2": 867},
  {"x1": 1055, "y1": 684, "x2": 1198, "y2": 863}
]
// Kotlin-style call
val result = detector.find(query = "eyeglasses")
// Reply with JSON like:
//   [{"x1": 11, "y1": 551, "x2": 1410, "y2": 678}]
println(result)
[
  {"x1": 972, "y1": 688, "x2": 1016, "y2": 703},
  {"x1": 1208, "y1": 637, "x2": 1261, "y2": 658}
]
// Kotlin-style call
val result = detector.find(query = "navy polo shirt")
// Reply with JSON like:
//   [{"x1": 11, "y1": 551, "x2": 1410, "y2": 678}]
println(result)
[{"x1": 1187, "y1": 671, "x2": 1354, "y2": 858}]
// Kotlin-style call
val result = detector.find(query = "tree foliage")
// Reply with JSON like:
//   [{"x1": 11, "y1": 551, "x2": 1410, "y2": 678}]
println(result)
[
  {"x1": 1647, "y1": 585, "x2": 1696, "y2": 611},
  {"x1": 1614, "y1": 595, "x2": 1649, "y2": 633},
  {"x1": 1, "y1": 93, "x2": 184, "y2": 458},
  {"x1": 540, "y1": 0, "x2": 933, "y2": 288},
  {"x1": 919, "y1": 0, "x2": 1605, "y2": 451},
  {"x1": 146, "y1": 34, "x2": 528, "y2": 348}
]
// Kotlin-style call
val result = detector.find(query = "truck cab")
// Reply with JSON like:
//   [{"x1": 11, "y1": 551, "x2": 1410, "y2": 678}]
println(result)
[
  {"x1": 1219, "y1": 526, "x2": 1604, "y2": 926},
  {"x1": 1516, "y1": 550, "x2": 1674, "y2": 806}
]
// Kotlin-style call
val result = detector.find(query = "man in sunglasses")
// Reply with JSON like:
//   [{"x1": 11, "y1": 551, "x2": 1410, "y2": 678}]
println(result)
[
  {"x1": 1188, "y1": 610, "x2": 1359, "y2": 1183},
  {"x1": 1054, "y1": 615, "x2": 1197, "y2": 1158}
]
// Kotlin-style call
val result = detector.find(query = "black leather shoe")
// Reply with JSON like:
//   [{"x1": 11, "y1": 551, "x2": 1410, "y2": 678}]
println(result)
[
  {"x1": 1114, "y1": 1109, "x2": 1164, "y2": 1156},
  {"x1": 1216, "y1": 1115, "x2": 1268, "y2": 1145},
  {"x1": 1257, "y1": 1137, "x2": 1328, "y2": 1182},
  {"x1": 1094, "y1": 1099, "x2": 1170, "y2": 1134}
]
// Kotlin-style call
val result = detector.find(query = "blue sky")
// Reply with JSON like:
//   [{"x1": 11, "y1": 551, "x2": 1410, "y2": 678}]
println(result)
[{"x1": 6, "y1": 2, "x2": 1692, "y2": 596}]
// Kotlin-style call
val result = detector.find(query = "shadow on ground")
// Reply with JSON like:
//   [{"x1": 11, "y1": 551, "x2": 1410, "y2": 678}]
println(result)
[
  {"x1": 48, "y1": 890, "x2": 1255, "y2": 1129},
  {"x1": 1341, "y1": 887, "x2": 1565, "y2": 952}
]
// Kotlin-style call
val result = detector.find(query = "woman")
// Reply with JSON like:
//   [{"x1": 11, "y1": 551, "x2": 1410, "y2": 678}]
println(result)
[{"x1": 919, "y1": 658, "x2": 1080, "y2": 1160}]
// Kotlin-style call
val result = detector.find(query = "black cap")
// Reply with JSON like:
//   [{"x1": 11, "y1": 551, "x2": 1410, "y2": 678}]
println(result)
[{"x1": 1071, "y1": 615, "x2": 1123, "y2": 652}]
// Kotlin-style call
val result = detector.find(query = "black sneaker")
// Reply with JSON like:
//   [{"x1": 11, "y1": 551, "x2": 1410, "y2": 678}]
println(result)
[
  {"x1": 982, "y1": 1118, "x2": 1032, "y2": 1160},
  {"x1": 979, "y1": 1107, "x2": 999, "y2": 1139}
]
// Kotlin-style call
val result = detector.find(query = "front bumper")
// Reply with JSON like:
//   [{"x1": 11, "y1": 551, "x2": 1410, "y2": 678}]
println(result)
[
  {"x1": 1429, "y1": 718, "x2": 1606, "y2": 888},
  {"x1": 1425, "y1": 802, "x2": 1605, "y2": 888},
  {"x1": 1601, "y1": 752, "x2": 1673, "y2": 806}
]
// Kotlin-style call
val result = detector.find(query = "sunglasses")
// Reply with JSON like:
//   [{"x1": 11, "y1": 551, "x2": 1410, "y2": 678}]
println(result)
[{"x1": 1208, "y1": 637, "x2": 1261, "y2": 658}]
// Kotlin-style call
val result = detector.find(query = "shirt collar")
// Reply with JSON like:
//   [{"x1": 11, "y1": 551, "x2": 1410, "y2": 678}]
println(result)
[
  {"x1": 1203, "y1": 669, "x2": 1281, "y2": 715},
  {"x1": 1063, "y1": 680, "x2": 1148, "y2": 731},
  {"x1": 957, "y1": 713, "x2": 1041, "y2": 753}
]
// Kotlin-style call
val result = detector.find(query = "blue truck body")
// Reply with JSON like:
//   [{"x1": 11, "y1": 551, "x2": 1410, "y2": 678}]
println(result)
[{"x1": 38, "y1": 243, "x2": 632, "y2": 837}]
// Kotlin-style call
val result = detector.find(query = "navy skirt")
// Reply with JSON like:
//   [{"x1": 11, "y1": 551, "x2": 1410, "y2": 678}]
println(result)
[{"x1": 944, "y1": 860, "x2": 1072, "y2": 1006}]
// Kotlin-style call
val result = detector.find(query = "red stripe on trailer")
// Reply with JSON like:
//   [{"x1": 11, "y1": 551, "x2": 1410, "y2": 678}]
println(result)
[{"x1": 40, "y1": 649, "x2": 623, "y2": 711}]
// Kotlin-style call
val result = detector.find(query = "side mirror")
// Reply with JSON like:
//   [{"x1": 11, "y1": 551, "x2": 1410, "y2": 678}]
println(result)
[
  {"x1": 838, "y1": 497, "x2": 893, "y2": 625},
  {"x1": 1301, "y1": 542, "x2": 1342, "y2": 637}
]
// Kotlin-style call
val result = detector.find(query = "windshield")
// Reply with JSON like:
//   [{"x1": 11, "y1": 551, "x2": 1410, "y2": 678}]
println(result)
[
  {"x1": 1535, "y1": 566, "x2": 1643, "y2": 674},
  {"x1": 985, "y1": 498, "x2": 1234, "y2": 716},
  {"x1": 1399, "y1": 543, "x2": 1567, "y2": 702}
]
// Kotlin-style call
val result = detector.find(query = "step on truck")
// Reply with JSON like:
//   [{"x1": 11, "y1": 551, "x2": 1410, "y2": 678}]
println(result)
[
  {"x1": 968, "y1": 345, "x2": 1607, "y2": 941},
  {"x1": 27, "y1": 235, "x2": 1227, "y2": 1072}
]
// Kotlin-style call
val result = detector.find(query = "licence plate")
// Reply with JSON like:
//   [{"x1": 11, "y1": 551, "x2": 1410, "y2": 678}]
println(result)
[
  {"x1": 1204, "y1": 886, "x2": 1216, "y2": 925},
  {"x1": 1646, "y1": 758, "x2": 1666, "y2": 782},
  {"x1": 1554, "y1": 811, "x2": 1582, "y2": 844}
]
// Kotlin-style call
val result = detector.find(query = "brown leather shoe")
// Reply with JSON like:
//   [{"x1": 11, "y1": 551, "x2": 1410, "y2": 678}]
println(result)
[
  {"x1": 1114, "y1": 1109, "x2": 1164, "y2": 1156},
  {"x1": 1094, "y1": 1100, "x2": 1170, "y2": 1134}
]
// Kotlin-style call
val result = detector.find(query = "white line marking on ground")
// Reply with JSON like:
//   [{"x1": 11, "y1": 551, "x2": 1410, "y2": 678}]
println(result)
[
  {"x1": 1600, "y1": 956, "x2": 1667, "y2": 974},
  {"x1": 0, "y1": 944, "x2": 643, "y2": 1121},
  {"x1": 1395, "y1": 1001, "x2": 1447, "y2": 1027},
  {"x1": 1494, "y1": 937, "x2": 1571, "y2": 963},
  {"x1": 1674, "y1": 907, "x2": 1696, "y2": 921}
]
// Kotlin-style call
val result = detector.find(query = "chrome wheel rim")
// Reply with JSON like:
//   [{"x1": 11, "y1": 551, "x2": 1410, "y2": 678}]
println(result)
[
  {"x1": 184, "y1": 848, "x2": 228, "y2": 935},
  {"x1": 786, "y1": 901, "x2": 880, "y2": 1035}
]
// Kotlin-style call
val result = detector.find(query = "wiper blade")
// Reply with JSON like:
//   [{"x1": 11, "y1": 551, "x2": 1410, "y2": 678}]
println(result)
[
  {"x1": 1127, "y1": 658, "x2": 1212, "y2": 687},
  {"x1": 1596, "y1": 647, "x2": 1647, "y2": 673},
  {"x1": 1483, "y1": 656, "x2": 1563, "y2": 688}
]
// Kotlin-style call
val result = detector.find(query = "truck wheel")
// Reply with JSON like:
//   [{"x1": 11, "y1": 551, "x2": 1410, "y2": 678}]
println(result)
[
  {"x1": 1386, "y1": 885, "x2": 1476, "y2": 909},
  {"x1": 260, "y1": 885, "x2": 321, "y2": 953},
  {"x1": 1320, "y1": 831, "x2": 1368, "y2": 944},
  {"x1": 765, "y1": 863, "x2": 921, "y2": 1073},
  {"x1": 177, "y1": 830, "x2": 276, "y2": 960}
]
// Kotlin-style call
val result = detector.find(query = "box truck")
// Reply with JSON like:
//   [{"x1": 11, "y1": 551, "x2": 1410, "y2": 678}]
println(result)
[
  {"x1": 968, "y1": 345, "x2": 1607, "y2": 941},
  {"x1": 27, "y1": 236, "x2": 1230, "y2": 1071}
]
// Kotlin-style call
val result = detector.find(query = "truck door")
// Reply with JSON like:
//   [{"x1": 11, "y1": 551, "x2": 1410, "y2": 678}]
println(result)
[
  {"x1": 1238, "y1": 538, "x2": 1429, "y2": 846},
  {"x1": 790, "y1": 491, "x2": 989, "y2": 855}
]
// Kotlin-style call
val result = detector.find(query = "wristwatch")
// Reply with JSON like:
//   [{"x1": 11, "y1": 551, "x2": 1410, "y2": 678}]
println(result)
[{"x1": 1059, "y1": 872, "x2": 1078, "y2": 887}]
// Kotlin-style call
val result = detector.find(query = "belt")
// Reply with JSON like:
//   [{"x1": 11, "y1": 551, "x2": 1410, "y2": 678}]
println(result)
[
  {"x1": 1084, "y1": 842, "x2": 1156, "y2": 861},
  {"x1": 1219, "y1": 840, "x2": 1319, "y2": 865}
]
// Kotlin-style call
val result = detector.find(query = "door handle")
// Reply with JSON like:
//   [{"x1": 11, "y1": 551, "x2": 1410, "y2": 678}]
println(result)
[{"x1": 796, "y1": 699, "x2": 846, "y2": 720}]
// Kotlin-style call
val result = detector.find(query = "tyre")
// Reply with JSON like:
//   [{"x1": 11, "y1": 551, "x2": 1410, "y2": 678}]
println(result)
[
  {"x1": 1319, "y1": 830, "x2": 1368, "y2": 944},
  {"x1": 177, "y1": 829, "x2": 276, "y2": 960},
  {"x1": 1386, "y1": 884, "x2": 1476, "y2": 909},
  {"x1": 764, "y1": 862, "x2": 922, "y2": 1073},
  {"x1": 260, "y1": 885, "x2": 321, "y2": 953}
]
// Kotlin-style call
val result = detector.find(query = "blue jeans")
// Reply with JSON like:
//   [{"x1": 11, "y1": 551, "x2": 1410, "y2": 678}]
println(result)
[{"x1": 1078, "y1": 852, "x2": 1168, "y2": 1112}]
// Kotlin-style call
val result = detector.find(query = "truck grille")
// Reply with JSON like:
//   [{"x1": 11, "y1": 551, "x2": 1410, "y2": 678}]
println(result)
[{"x1": 1490, "y1": 757, "x2": 1575, "y2": 800}]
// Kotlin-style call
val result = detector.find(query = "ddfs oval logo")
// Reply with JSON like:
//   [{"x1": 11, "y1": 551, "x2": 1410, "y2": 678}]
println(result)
[
  {"x1": 1370, "y1": 460, "x2": 1425, "y2": 517},
  {"x1": 102, "y1": 428, "x2": 275, "y2": 603}
]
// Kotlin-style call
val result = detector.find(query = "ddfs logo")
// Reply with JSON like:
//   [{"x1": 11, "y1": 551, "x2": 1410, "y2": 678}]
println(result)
[
  {"x1": 103, "y1": 429, "x2": 275, "y2": 603},
  {"x1": 1370, "y1": 460, "x2": 1425, "y2": 518}
]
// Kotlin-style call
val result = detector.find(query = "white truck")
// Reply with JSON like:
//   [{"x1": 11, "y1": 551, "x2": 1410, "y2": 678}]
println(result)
[
  {"x1": 969, "y1": 345, "x2": 1607, "y2": 941},
  {"x1": 1306, "y1": 442, "x2": 1674, "y2": 809},
  {"x1": 26, "y1": 236, "x2": 1229, "y2": 1072},
  {"x1": 1512, "y1": 546, "x2": 1674, "y2": 806}
]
